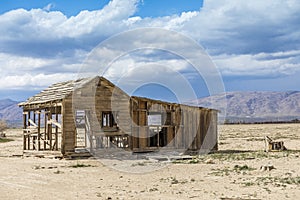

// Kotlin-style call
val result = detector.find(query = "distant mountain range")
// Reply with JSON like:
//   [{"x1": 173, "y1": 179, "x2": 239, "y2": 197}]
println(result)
[
  {"x1": 1, "y1": 91, "x2": 300, "y2": 127},
  {"x1": 190, "y1": 91, "x2": 300, "y2": 123},
  {"x1": 0, "y1": 99, "x2": 23, "y2": 127}
]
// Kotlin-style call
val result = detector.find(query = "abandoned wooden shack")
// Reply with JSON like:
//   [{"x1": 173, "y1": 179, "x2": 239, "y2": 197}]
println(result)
[{"x1": 19, "y1": 76, "x2": 218, "y2": 156}]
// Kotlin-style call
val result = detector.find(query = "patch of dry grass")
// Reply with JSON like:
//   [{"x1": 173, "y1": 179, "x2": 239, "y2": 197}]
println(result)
[{"x1": 0, "y1": 138, "x2": 13, "y2": 143}]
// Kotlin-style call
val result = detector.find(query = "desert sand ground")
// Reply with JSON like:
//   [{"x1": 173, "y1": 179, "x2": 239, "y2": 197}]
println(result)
[{"x1": 0, "y1": 124, "x2": 300, "y2": 200}]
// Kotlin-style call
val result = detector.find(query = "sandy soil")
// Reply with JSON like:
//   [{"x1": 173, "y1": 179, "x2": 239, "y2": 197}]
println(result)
[{"x1": 0, "y1": 124, "x2": 300, "y2": 200}]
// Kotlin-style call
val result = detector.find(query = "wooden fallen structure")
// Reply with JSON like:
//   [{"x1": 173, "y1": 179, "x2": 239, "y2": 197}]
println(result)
[
  {"x1": 264, "y1": 136, "x2": 287, "y2": 152},
  {"x1": 19, "y1": 76, "x2": 219, "y2": 156}
]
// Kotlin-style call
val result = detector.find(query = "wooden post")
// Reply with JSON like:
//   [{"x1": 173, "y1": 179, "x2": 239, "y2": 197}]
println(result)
[
  {"x1": 55, "y1": 107, "x2": 59, "y2": 150},
  {"x1": 180, "y1": 110, "x2": 184, "y2": 149},
  {"x1": 186, "y1": 109, "x2": 190, "y2": 149},
  {"x1": 139, "y1": 127, "x2": 147, "y2": 149},
  {"x1": 156, "y1": 126, "x2": 159, "y2": 147},
  {"x1": 200, "y1": 110, "x2": 205, "y2": 148},
  {"x1": 175, "y1": 108, "x2": 181, "y2": 148},
  {"x1": 33, "y1": 112, "x2": 36, "y2": 126},
  {"x1": 89, "y1": 134, "x2": 94, "y2": 152},
  {"x1": 84, "y1": 110, "x2": 88, "y2": 148},
  {"x1": 32, "y1": 111, "x2": 36, "y2": 150},
  {"x1": 61, "y1": 101, "x2": 65, "y2": 155},
  {"x1": 23, "y1": 112, "x2": 27, "y2": 150},
  {"x1": 28, "y1": 111, "x2": 31, "y2": 150},
  {"x1": 212, "y1": 110, "x2": 218, "y2": 151},
  {"x1": 196, "y1": 110, "x2": 201, "y2": 150},
  {"x1": 37, "y1": 111, "x2": 41, "y2": 150},
  {"x1": 48, "y1": 109, "x2": 52, "y2": 150},
  {"x1": 44, "y1": 111, "x2": 47, "y2": 150},
  {"x1": 28, "y1": 135, "x2": 30, "y2": 150},
  {"x1": 28, "y1": 111, "x2": 31, "y2": 127},
  {"x1": 139, "y1": 106, "x2": 147, "y2": 149}
]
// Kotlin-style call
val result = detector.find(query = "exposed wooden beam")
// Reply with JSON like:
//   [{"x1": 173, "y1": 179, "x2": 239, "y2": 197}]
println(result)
[
  {"x1": 28, "y1": 119, "x2": 38, "y2": 127},
  {"x1": 47, "y1": 119, "x2": 62, "y2": 129}
]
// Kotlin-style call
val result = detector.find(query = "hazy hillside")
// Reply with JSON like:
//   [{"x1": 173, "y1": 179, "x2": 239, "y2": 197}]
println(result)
[
  {"x1": 0, "y1": 99, "x2": 23, "y2": 127},
  {"x1": 191, "y1": 91, "x2": 300, "y2": 123},
  {"x1": 1, "y1": 91, "x2": 300, "y2": 126}
]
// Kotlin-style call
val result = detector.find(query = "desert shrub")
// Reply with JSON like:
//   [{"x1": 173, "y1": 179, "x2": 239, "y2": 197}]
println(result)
[
  {"x1": 0, "y1": 120, "x2": 8, "y2": 138},
  {"x1": 69, "y1": 163, "x2": 92, "y2": 168},
  {"x1": 234, "y1": 164, "x2": 255, "y2": 171},
  {"x1": 0, "y1": 120, "x2": 8, "y2": 133},
  {"x1": 0, "y1": 138, "x2": 13, "y2": 143}
]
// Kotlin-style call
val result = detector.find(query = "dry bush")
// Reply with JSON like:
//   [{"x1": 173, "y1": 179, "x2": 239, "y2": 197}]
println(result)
[{"x1": 0, "y1": 120, "x2": 8, "y2": 135}]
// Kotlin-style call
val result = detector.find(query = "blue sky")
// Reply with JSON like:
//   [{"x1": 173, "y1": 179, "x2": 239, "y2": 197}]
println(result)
[
  {"x1": 0, "y1": 0, "x2": 299, "y2": 102},
  {"x1": 0, "y1": 0, "x2": 203, "y2": 17}
]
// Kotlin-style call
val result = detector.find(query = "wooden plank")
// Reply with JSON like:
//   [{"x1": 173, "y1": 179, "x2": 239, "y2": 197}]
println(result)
[
  {"x1": 139, "y1": 111, "x2": 147, "y2": 126},
  {"x1": 166, "y1": 127, "x2": 174, "y2": 147},
  {"x1": 61, "y1": 100, "x2": 66, "y2": 154},
  {"x1": 47, "y1": 119, "x2": 62, "y2": 129},
  {"x1": 196, "y1": 110, "x2": 201, "y2": 150},
  {"x1": 27, "y1": 111, "x2": 31, "y2": 127},
  {"x1": 44, "y1": 111, "x2": 47, "y2": 150},
  {"x1": 183, "y1": 109, "x2": 189, "y2": 149},
  {"x1": 188, "y1": 109, "x2": 194, "y2": 149},
  {"x1": 37, "y1": 112, "x2": 41, "y2": 150},
  {"x1": 211, "y1": 110, "x2": 218, "y2": 151},
  {"x1": 194, "y1": 110, "x2": 199, "y2": 149},
  {"x1": 55, "y1": 109, "x2": 59, "y2": 151},
  {"x1": 139, "y1": 101, "x2": 147, "y2": 110},
  {"x1": 27, "y1": 135, "x2": 30, "y2": 150},
  {"x1": 139, "y1": 127, "x2": 148, "y2": 149},
  {"x1": 200, "y1": 110, "x2": 205, "y2": 147},
  {"x1": 131, "y1": 127, "x2": 139, "y2": 149},
  {"x1": 48, "y1": 110, "x2": 52, "y2": 150},
  {"x1": 23, "y1": 134, "x2": 27, "y2": 150},
  {"x1": 28, "y1": 119, "x2": 38, "y2": 127}
]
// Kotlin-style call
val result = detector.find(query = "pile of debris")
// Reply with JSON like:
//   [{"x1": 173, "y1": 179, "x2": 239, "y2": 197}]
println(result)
[{"x1": 264, "y1": 136, "x2": 287, "y2": 152}]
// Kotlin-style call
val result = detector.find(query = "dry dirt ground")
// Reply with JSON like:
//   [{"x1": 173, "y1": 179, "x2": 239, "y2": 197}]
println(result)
[{"x1": 0, "y1": 124, "x2": 300, "y2": 200}]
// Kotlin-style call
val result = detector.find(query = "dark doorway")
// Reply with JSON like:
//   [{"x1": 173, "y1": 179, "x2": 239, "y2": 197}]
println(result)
[{"x1": 149, "y1": 127, "x2": 168, "y2": 147}]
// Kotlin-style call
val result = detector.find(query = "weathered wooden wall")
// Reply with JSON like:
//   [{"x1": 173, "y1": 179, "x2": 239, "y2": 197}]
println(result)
[
  {"x1": 129, "y1": 98, "x2": 218, "y2": 152},
  {"x1": 63, "y1": 77, "x2": 132, "y2": 153},
  {"x1": 61, "y1": 97, "x2": 76, "y2": 154}
]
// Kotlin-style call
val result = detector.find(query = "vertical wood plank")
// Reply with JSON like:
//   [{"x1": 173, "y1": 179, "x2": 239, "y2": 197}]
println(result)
[
  {"x1": 23, "y1": 113, "x2": 27, "y2": 150},
  {"x1": 44, "y1": 110, "x2": 47, "y2": 150},
  {"x1": 55, "y1": 107, "x2": 59, "y2": 150},
  {"x1": 37, "y1": 111, "x2": 41, "y2": 150}
]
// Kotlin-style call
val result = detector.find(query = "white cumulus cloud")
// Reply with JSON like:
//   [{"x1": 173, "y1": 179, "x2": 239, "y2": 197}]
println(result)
[{"x1": 0, "y1": 0, "x2": 299, "y2": 94}]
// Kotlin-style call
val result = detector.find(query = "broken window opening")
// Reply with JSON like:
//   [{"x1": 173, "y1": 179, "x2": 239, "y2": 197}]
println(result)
[
  {"x1": 101, "y1": 111, "x2": 119, "y2": 131},
  {"x1": 147, "y1": 112, "x2": 168, "y2": 147},
  {"x1": 147, "y1": 112, "x2": 162, "y2": 126}
]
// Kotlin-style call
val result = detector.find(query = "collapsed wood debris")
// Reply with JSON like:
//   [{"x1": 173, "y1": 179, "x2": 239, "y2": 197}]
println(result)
[
  {"x1": 260, "y1": 164, "x2": 275, "y2": 171},
  {"x1": 264, "y1": 136, "x2": 287, "y2": 152}
]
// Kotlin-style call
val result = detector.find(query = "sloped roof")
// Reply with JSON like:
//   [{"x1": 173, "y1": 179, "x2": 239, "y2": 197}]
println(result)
[
  {"x1": 19, "y1": 76, "x2": 218, "y2": 111},
  {"x1": 19, "y1": 76, "x2": 99, "y2": 106}
]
